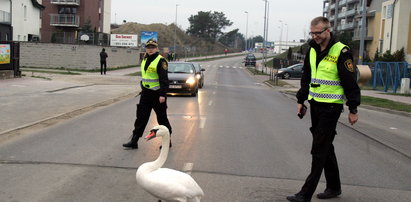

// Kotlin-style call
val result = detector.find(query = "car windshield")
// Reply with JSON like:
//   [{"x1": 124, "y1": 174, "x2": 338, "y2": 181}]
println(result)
[
  {"x1": 168, "y1": 63, "x2": 194, "y2": 74},
  {"x1": 193, "y1": 63, "x2": 201, "y2": 72}
]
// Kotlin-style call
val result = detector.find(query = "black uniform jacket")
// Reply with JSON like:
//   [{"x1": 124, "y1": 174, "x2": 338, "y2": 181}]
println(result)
[
  {"x1": 296, "y1": 33, "x2": 361, "y2": 112},
  {"x1": 141, "y1": 52, "x2": 169, "y2": 97}
]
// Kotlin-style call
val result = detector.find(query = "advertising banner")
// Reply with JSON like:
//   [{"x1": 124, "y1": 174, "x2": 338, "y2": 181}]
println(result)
[
  {"x1": 110, "y1": 34, "x2": 138, "y2": 47},
  {"x1": 0, "y1": 44, "x2": 11, "y2": 64},
  {"x1": 141, "y1": 31, "x2": 158, "y2": 46}
]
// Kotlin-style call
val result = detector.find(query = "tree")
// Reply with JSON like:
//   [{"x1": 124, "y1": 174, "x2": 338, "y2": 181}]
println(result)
[
  {"x1": 287, "y1": 47, "x2": 293, "y2": 60},
  {"x1": 187, "y1": 11, "x2": 233, "y2": 42},
  {"x1": 218, "y1": 29, "x2": 244, "y2": 49}
]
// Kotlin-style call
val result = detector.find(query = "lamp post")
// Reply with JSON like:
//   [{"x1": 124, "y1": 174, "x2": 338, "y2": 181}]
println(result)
[
  {"x1": 262, "y1": 0, "x2": 268, "y2": 72},
  {"x1": 173, "y1": 4, "x2": 179, "y2": 56},
  {"x1": 285, "y1": 23, "x2": 288, "y2": 52},
  {"x1": 244, "y1": 11, "x2": 248, "y2": 52},
  {"x1": 279, "y1": 20, "x2": 283, "y2": 54}
]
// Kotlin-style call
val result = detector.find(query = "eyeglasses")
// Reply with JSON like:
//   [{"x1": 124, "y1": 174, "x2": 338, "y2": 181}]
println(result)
[{"x1": 309, "y1": 27, "x2": 329, "y2": 36}]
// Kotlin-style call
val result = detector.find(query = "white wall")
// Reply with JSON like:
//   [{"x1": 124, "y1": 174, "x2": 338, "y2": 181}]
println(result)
[
  {"x1": 12, "y1": 0, "x2": 41, "y2": 41},
  {"x1": 103, "y1": 0, "x2": 111, "y2": 34}
]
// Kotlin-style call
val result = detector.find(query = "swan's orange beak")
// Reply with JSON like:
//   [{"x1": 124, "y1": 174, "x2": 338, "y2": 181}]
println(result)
[{"x1": 145, "y1": 129, "x2": 158, "y2": 140}]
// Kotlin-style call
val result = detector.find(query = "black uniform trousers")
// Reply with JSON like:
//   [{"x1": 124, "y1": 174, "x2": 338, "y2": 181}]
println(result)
[
  {"x1": 100, "y1": 61, "x2": 107, "y2": 74},
  {"x1": 131, "y1": 89, "x2": 172, "y2": 142},
  {"x1": 298, "y1": 101, "x2": 343, "y2": 199}
]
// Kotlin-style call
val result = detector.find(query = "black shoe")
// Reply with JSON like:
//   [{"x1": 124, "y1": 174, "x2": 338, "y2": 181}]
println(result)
[
  {"x1": 122, "y1": 141, "x2": 138, "y2": 149},
  {"x1": 286, "y1": 194, "x2": 311, "y2": 202},
  {"x1": 316, "y1": 189, "x2": 341, "y2": 199},
  {"x1": 159, "y1": 141, "x2": 172, "y2": 149}
]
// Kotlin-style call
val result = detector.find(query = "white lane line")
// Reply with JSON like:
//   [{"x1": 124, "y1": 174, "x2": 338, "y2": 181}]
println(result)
[
  {"x1": 208, "y1": 100, "x2": 213, "y2": 106},
  {"x1": 200, "y1": 118, "x2": 206, "y2": 129},
  {"x1": 182, "y1": 163, "x2": 194, "y2": 174},
  {"x1": 233, "y1": 66, "x2": 237, "y2": 68}
]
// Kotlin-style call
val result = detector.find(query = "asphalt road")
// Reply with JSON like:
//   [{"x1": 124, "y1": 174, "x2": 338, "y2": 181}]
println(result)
[{"x1": 0, "y1": 55, "x2": 410, "y2": 201}]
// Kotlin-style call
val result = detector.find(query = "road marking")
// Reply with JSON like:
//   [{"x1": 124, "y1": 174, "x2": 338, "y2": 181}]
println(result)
[
  {"x1": 183, "y1": 163, "x2": 194, "y2": 174},
  {"x1": 208, "y1": 100, "x2": 213, "y2": 106},
  {"x1": 233, "y1": 66, "x2": 237, "y2": 68},
  {"x1": 200, "y1": 118, "x2": 206, "y2": 129},
  {"x1": 226, "y1": 66, "x2": 230, "y2": 68}
]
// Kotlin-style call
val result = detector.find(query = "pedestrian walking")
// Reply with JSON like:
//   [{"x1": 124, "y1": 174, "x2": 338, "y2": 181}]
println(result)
[
  {"x1": 100, "y1": 48, "x2": 108, "y2": 75},
  {"x1": 286, "y1": 16, "x2": 361, "y2": 202},
  {"x1": 123, "y1": 39, "x2": 172, "y2": 149}
]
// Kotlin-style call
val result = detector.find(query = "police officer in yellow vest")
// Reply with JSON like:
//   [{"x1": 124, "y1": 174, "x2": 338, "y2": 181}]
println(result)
[
  {"x1": 123, "y1": 39, "x2": 172, "y2": 149},
  {"x1": 287, "y1": 17, "x2": 360, "y2": 202}
]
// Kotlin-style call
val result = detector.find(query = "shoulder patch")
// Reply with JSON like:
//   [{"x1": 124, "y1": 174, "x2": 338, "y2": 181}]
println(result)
[
  {"x1": 344, "y1": 59, "x2": 354, "y2": 72},
  {"x1": 342, "y1": 48, "x2": 348, "y2": 53},
  {"x1": 162, "y1": 61, "x2": 168, "y2": 70}
]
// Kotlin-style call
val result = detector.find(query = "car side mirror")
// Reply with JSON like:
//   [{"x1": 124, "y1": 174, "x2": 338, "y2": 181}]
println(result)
[{"x1": 201, "y1": 68, "x2": 205, "y2": 71}]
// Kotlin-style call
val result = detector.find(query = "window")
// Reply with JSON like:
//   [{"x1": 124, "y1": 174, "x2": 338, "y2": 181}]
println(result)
[{"x1": 24, "y1": 5, "x2": 27, "y2": 21}]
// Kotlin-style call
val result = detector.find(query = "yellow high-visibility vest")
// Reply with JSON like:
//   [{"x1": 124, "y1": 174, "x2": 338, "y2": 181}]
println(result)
[
  {"x1": 141, "y1": 55, "x2": 162, "y2": 90},
  {"x1": 308, "y1": 42, "x2": 347, "y2": 104}
]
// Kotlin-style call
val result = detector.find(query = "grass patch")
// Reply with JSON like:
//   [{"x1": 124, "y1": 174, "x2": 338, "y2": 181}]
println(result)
[
  {"x1": 266, "y1": 79, "x2": 289, "y2": 87},
  {"x1": 125, "y1": 71, "x2": 141, "y2": 76},
  {"x1": 361, "y1": 96, "x2": 411, "y2": 113},
  {"x1": 23, "y1": 69, "x2": 81, "y2": 75},
  {"x1": 187, "y1": 53, "x2": 245, "y2": 62},
  {"x1": 246, "y1": 67, "x2": 270, "y2": 75},
  {"x1": 31, "y1": 75, "x2": 52, "y2": 80}
]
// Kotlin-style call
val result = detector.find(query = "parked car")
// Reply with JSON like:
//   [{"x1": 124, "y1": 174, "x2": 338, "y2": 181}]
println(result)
[
  {"x1": 276, "y1": 63, "x2": 304, "y2": 79},
  {"x1": 244, "y1": 53, "x2": 256, "y2": 66},
  {"x1": 192, "y1": 63, "x2": 205, "y2": 88},
  {"x1": 167, "y1": 62, "x2": 199, "y2": 96}
]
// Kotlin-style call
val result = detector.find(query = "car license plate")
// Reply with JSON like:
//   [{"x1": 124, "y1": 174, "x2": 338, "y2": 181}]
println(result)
[{"x1": 169, "y1": 85, "x2": 182, "y2": 89}]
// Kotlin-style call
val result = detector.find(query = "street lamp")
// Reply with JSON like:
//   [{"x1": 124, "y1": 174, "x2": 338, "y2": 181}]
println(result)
[
  {"x1": 279, "y1": 20, "x2": 283, "y2": 54},
  {"x1": 173, "y1": 4, "x2": 179, "y2": 57},
  {"x1": 244, "y1": 11, "x2": 248, "y2": 52},
  {"x1": 285, "y1": 23, "x2": 288, "y2": 52}
]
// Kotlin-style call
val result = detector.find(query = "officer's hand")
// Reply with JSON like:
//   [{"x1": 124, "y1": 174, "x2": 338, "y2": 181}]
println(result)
[
  {"x1": 348, "y1": 113, "x2": 358, "y2": 125},
  {"x1": 159, "y1": 96, "x2": 166, "y2": 103}
]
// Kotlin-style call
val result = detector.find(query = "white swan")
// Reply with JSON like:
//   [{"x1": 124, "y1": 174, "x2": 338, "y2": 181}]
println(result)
[{"x1": 136, "y1": 125, "x2": 204, "y2": 202}]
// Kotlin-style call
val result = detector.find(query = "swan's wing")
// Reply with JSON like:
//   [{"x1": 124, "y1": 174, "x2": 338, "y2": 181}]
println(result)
[{"x1": 139, "y1": 168, "x2": 204, "y2": 200}]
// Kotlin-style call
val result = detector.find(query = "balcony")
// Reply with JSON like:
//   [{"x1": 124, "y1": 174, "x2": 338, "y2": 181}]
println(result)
[
  {"x1": 50, "y1": 14, "x2": 80, "y2": 27},
  {"x1": 353, "y1": 28, "x2": 373, "y2": 41},
  {"x1": 50, "y1": 0, "x2": 80, "y2": 6},
  {"x1": 0, "y1": 10, "x2": 11, "y2": 24}
]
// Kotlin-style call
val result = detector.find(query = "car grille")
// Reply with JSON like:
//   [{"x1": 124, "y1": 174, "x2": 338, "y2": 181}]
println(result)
[{"x1": 169, "y1": 80, "x2": 186, "y2": 84}]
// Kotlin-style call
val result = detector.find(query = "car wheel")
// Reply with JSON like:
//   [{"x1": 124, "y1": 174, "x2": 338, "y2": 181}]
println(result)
[
  {"x1": 191, "y1": 88, "x2": 198, "y2": 97},
  {"x1": 283, "y1": 72, "x2": 290, "y2": 79}
]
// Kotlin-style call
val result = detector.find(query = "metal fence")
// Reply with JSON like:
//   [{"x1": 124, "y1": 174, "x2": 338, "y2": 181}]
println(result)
[{"x1": 368, "y1": 62, "x2": 410, "y2": 93}]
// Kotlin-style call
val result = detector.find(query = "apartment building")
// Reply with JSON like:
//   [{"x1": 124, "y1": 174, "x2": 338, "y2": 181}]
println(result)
[
  {"x1": 40, "y1": 0, "x2": 111, "y2": 43},
  {"x1": 323, "y1": 0, "x2": 411, "y2": 62},
  {"x1": 0, "y1": 0, "x2": 12, "y2": 41},
  {"x1": 0, "y1": 0, "x2": 44, "y2": 41}
]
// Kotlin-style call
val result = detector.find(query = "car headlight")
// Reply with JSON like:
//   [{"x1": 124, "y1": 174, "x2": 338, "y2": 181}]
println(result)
[
  {"x1": 277, "y1": 70, "x2": 283, "y2": 73},
  {"x1": 195, "y1": 74, "x2": 201, "y2": 80},
  {"x1": 186, "y1": 77, "x2": 196, "y2": 85}
]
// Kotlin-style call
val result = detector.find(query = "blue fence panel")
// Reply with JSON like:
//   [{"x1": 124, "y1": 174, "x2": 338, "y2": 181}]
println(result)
[{"x1": 372, "y1": 62, "x2": 409, "y2": 93}]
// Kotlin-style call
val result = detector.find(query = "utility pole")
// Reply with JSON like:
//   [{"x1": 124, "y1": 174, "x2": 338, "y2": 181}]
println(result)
[
  {"x1": 244, "y1": 11, "x2": 248, "y2": 52},
  {"x1": 358, "y1": 0, "x2": 367, "y2": 65},
  {"x1": 173, "y1": 4, "x2": 179, "y2": 55},
  {"x1": 262, "y1": 0, "x2": 268, "y2": 72},
  {"x1": 279, "y1": 20, "x2": 283, "y2": 54}
]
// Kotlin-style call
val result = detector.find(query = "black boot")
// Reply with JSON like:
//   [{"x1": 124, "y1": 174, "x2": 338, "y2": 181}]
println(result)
[{"x1": 123, "y1": 140, "x2": 138, "y2": 149}]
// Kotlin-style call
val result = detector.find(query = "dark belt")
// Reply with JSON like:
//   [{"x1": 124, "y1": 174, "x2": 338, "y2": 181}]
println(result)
[{"x1": 310, "y1": 83, "x2": 321, "y2": 88}]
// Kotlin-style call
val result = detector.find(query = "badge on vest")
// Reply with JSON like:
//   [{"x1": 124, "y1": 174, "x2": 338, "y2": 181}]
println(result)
[
  {"x1": 147, "y1": 67, "x2": 156, "y2": 73},
  {"x1": 324, "y1": 55, "x2": 338, "y2": 63},
  {"x1": 344, "y1": 59, "x2": 354, "y2": 72}
]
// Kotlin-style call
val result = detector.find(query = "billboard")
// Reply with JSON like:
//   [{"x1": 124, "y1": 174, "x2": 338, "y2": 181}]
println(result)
[
  {"x1": 141, "y1": 31, "x2": 158, "y2": 46},
  {"x1": 110, "y1": 34, "x2": 138, "y2": 47},
  {"x1": 0, "y1": 44, "x2": 11, "y2": 64}
]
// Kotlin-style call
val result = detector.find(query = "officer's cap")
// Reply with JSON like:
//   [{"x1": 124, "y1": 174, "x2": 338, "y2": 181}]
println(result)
[{"x1": 145, "y1": 39, "x2": 158, "y2": 48}]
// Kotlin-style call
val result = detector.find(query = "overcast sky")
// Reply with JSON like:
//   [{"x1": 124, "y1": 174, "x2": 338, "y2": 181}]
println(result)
[{"x1": 111, "y1": 0, "x2": 324, "y2": 42}]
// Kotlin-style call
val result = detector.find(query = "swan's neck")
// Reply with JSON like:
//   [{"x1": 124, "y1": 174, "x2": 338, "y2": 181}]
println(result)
[{"x1": 146, "y1": 133, "x2": 170, "y2": 171}]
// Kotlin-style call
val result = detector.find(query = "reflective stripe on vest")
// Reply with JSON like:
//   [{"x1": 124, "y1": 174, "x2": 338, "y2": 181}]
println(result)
[
  {"x1": 140, "y1": 55, "x2": 162, "y2": 90},
  {"x1": 308, "y1": 42, "x2": 347, "y2": 104}
]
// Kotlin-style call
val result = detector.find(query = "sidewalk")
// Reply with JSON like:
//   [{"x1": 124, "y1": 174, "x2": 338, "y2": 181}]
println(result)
[{"x1": 0, "y1": 67, "x2": 141, "y2": 140}]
